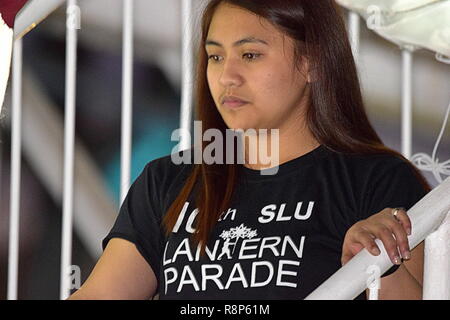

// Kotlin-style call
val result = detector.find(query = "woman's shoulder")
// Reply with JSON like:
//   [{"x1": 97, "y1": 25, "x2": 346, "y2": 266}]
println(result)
[
  {"x1": 321, "y1": 147, "x2": 425, "y2": 193},
  {"x1": 322, "y1": 147, "x2": 429, "y2": 216},
  {"x1": 128, "y1": 148, "x2": 197, "y2": 213},
  {"x1": 325, "y1": 147, "x2": 412, "y2": 175}
]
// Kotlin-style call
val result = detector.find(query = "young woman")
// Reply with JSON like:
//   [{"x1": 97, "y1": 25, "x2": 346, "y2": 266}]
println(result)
[{"x1": 68, "y1": 0, "x2": 430, "y2": 300}]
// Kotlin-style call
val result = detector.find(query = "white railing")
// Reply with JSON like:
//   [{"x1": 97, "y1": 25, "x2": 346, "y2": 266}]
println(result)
[
  {"x1": 120, "y1": 0, "x2": 133, "y2": 205},
  {"x1": 7, "y1": 38, "x2": 23, "y2": 301},
  {"x1": 3, "y1": 0, "x2": 449, "y2": 300},
  {"x1": 14, "y1": 0, "x2": 66, "y2": 39},
  {"x1": 305, "y1": 176, "x2": 450, "y2": 299},
  {"x1": 60, "y1": 0, "x2": 78, "y2": 300},
  {"x1": 179, "y1": 0, "x2": 195, "y2": 152}
]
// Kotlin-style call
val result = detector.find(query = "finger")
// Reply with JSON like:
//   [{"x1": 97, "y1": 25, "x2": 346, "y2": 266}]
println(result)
[
  {"x1": 392, "y1": 207, "x2": 412, "y2": 236},
  {"x1": 341, "y1": 240, "x2": 364, "y2": 266},
  {"x1": 341, "y1": 251, "x2": 353, "y2": 266},
  {"x1": 352, "y1": 229, "x2": 381, "y2": 256},
  {"x1": 373, "y1": 225, "x2": 402, "y2": 265},
  {"x1": 387, "y1": 217, "x2": 411, "y2": 260}
]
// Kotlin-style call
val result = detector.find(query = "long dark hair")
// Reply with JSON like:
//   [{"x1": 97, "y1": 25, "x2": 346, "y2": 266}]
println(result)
[{"x1": 162, "y1": 0, "x2": 431, "y2": 256}]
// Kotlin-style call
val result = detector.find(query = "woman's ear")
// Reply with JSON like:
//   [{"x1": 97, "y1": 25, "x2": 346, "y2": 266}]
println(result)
[
  {"x1": 307, "y1": 70, "x2": 318, "y2": 83},
  {"x1": 299, "y1": 56, "x2": 316, "y2": 84},
  {"x1": 304, "y1": 58, "x2": 317, "y2": 83}
]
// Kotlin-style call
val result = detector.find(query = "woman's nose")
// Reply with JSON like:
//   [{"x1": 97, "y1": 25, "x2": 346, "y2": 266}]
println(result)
[{"x1": 219, "y1": 59, "x2": 244, "y2": 87}]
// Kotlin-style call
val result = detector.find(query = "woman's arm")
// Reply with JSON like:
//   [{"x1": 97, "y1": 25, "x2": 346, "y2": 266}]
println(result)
[
  {"x1": 67, "y1": 238, "x2": 158, "y2": 300},
  {"x1": 403, "y1": 240, "x2": 424, "y2": 286}
]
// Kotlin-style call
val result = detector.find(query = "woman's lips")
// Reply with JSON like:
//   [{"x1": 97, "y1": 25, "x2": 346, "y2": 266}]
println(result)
[{"x1": 223, "y1": 101, "x2": 249, "y2": 109}]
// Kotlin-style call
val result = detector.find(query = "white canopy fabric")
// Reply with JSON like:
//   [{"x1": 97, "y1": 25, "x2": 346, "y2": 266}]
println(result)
[
  {"x1": 337, "y1": 0, "x2": 450, "y2": 185},
  {"x1": 336, "y1": 0, "x2": 450, "y2": 57},
  {"x1": 337, "y1": 0, "x2": 438, "y2": 13}
]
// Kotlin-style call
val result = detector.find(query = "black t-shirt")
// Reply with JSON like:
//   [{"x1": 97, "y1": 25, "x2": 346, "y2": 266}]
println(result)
[{"x1": 102, "y1": 144, "x2": 428, "y2": 300}]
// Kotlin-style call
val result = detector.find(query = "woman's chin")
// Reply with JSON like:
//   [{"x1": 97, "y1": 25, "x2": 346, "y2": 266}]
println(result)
[
  {"x1": 221, "y1": 118, "x2": 253, "y2": 131},
  {"x1": 226, "y1": 125, "x2": 254, "y2": 132}
]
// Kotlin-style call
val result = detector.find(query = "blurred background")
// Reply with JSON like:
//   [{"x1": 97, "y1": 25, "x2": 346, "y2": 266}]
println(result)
[{"x1": 0, "y1": 0, "x2": 449, "y2": 299}]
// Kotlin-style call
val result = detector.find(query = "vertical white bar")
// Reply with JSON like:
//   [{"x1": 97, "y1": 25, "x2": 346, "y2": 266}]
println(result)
[
  {"x1": 423, "y1": 212, "x2": 450, "y2": 299},
  {"x1": 180, "y1": 0, "x2": 194, "y2": 151},
  {"x1": 120, "y1": 0, "x2": 134, "y2": 205},
  {"x1": 366, "y1": 265, "x2": 380, "y2": 300},
  {"x1": 60, "y1": 0, "x2": 78, "y2": 300},
  {"x1": 368, "y1": 289, "x2": 379, "y2": 300},
  {"x1": 7, "y1": 38, "x2": 23, "y2": 300},
  {"x1": 401, "y1": 49, "x2": 413, "y2": 160},
  {"x1": 348, "y1": 11, "x2": 360, "y2": 64}
]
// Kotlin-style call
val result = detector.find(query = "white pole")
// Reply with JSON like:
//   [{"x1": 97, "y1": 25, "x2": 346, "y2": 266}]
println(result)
[
  {"x1": 401, "y1": 48, "x2": 413, "y2": 160},
  {"x1": 120, "y1": 0, "x2": 133, "y2": 205},
  {"x1": 348, "y1": 11, "x2": 360, "y2": 65},
  {"x1": 366, "y1": 265, "x2": 380, "y2": 300},
  {"x1": 60, "y1": 0, "x2": 78, "y2": 300},
  {"x1": 423, "y1": 211, "x2": 450, "y2": 299},
  {"x1": 180, "y1": 0, "x2": 194, "y2": 151},
  {"x1": 367, "y1": 289, "x2": 379, "y2": 300},
  {"x1": 7, "y1": 38, "x2": 23, "y2": 300}
]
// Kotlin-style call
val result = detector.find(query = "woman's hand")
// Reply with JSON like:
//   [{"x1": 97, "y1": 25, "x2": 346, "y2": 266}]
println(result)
[{"x1": 341, "y1": 207, "x2": 412, "y2": 266}]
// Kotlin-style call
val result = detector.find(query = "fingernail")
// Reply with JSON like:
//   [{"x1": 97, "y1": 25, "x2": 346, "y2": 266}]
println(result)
[
  {"x1": 407, "y1": 228, "x2": 411, "y2": 235},
  {"x1": 393, "y1": 256, "x2": 402, "y2": 265},
  {"x1": 403, "y1": 251, "x2": 411, "y2": 260}
]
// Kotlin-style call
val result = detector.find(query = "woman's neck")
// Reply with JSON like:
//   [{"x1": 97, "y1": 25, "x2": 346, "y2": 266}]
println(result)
[{"x1": 242, "y1": 123, "x2": 320, "y2": 171}]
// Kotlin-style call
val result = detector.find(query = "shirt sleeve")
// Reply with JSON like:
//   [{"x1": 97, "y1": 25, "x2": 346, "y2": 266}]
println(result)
[
  {"x1": 360, "y1": 159, "x2": 429, "y2": 278},
  {"x1": 102, "y1": 162, "x2": 164, "y2": 292}
]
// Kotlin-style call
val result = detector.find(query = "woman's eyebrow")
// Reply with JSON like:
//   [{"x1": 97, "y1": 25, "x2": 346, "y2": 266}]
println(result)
[{"x1": 205, "y1": 36, "x2": 269, "y2": 48}]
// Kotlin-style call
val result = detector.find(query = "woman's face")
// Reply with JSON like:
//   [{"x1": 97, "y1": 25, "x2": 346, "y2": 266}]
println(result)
[{"x1": 206, "y1": 3, "x2": 310, "y2": 132}]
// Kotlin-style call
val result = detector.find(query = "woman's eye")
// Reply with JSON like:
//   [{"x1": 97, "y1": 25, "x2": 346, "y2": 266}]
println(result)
[
  {"x1": 243, "y1": 53, "x2": 261, "y2": 61},
  {"x1": 208, "y1": 55, "x2": 222, "y2": 62},
  {"x1": 207, "y1": 53, "x2": 261, "y2": 63}
]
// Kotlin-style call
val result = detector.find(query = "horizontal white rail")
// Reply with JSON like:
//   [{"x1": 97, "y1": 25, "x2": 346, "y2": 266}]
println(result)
[
  {"x1": 306, "y1": 176, "x2": 450, "y2": 299},
  {"x1": 14, "y1": 0, "x2": 65, "y2": 39}
]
